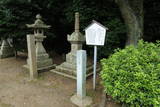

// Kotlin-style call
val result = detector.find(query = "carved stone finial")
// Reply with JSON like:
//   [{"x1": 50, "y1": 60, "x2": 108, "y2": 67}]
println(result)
[
  {"x1": 75, "y1": 12, "x2": 79, "y2": 33},
  {"x1": 36, "y1": 14, "x2": 42, "y2": 19}
]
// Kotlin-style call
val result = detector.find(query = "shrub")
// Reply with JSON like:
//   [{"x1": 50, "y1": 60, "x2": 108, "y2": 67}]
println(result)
[{"x1": 100, "y1": 40, "x2": 160, "y2": 106}]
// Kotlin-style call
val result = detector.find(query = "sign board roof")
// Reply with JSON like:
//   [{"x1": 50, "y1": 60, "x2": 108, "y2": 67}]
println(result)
[{"x1": 85, "y1": 20, "x2": 108, "y2": 46}]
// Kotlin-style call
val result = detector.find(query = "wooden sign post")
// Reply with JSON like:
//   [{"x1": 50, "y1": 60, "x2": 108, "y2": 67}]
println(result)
[{"x1": 85, "y1": 20, "x2": 108, "y2": 90}]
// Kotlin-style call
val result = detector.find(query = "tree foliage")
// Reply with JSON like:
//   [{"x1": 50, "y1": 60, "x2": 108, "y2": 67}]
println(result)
[
  {"x1": 0, "y1": 0, "x2": 33, "y2": 38},
  {"x1": 0, "y1": 0, "x2": 159, "y2": 57}
]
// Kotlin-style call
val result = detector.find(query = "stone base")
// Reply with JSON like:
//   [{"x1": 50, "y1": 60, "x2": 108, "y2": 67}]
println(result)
[
  {"x1": 71, "y1": 94, "x2": 92, "y2": 107},
  {"x1": 36, "y1": 58, "x2": 53, "y2": 69},
  {"x1": 0, "y1": 53, "x2": 14, "y2": 59},
  {"x1": 23, "y1": 64, "x2": 55, "y2": 72},
  {"x1": 0, "y1": 49, "x2": 14, "y2": 59},
  {"x1": 24, "y1": 53, "x2": 55, "y2": 71},
  {"x1": 50, "y1": 62, "x2": 99, "y2": 79}
]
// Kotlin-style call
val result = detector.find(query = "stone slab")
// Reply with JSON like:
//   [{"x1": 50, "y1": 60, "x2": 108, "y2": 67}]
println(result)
[
  {"x1": 50, "y1": 69, "x2": 93, "y2": 80},
  {"x1": 23, "y1": 64, "x2": 55, "y2": 72},
  {"x1": 50, "y1": 66, "x2": 101, "y2": 80},
  {"x1": 0, "y1": 54, "x2": 14, "y2": 59}
]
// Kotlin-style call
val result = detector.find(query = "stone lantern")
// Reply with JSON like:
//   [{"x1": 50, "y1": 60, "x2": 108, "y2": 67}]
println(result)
[
  {"x1": 0, "y1": 39, "x2": 14, "y2": 59},
  {"x1": 24, "y1": 14, "x2": 54, "y2": 70},
  {"x1": 50, "y1": 12, "x2": 93, "y2": 79}
]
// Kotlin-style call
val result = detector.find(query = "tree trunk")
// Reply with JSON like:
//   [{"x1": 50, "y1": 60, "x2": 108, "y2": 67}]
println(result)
[{"x1": 115, "y1": 0, "x2": 143, "y2": 46}]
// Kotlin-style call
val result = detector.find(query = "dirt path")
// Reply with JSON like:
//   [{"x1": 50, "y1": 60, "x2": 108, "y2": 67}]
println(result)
[{"x1": 0, "y1": 57, "x2": 102, "y2": 107}]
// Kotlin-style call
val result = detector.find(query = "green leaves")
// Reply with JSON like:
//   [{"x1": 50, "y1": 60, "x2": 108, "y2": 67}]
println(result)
[{"x1": 100, "y1": 40, "x2": 160, "y2": 106}]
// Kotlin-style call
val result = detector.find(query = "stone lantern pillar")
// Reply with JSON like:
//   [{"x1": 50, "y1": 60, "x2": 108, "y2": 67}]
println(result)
[
  {"x1": 50, "y1": 12, "x2": 93, "y2": 79},
  {"x1": 24, "y1": 14, "x2": 54, "y2": 71}
]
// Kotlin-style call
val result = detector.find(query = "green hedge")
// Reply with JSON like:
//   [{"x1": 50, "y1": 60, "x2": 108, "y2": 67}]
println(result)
[{"x1": 100, "y1": 40, "x2": 160, "y2": 106}]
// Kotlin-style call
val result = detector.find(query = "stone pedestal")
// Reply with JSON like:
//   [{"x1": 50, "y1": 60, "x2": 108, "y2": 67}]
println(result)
[
  {"x1": 52, "y1": 42, "x2": 93, "y2": 79},
  {"x1": 0, "y1": 39, "x2": 14, "y2": 59},
  {"x1": 24, "y1": 34, "x2": 54, "y2": 71},
  {"x1": 50, "y1": 12, "x2": 93, "y2": 79},
  {"x1": 35, "y1": 34, "x2": 54, "y2": 70}
]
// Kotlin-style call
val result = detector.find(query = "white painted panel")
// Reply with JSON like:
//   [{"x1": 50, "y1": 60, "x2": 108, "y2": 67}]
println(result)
[{"x1": 85, "y1": 23, "x2": 106, "y2": 46}]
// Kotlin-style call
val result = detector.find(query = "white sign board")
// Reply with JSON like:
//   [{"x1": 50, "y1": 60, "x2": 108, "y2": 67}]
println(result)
[
  {"x1": 84, "y1": 20, "x2": 108, "y2": 90},
  {"x1": 85, "y1": 21, "x2": 107, "y2": 46}
]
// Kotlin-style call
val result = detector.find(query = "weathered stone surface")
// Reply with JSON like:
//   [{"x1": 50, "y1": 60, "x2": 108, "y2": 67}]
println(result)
[
  {"x1": 71, "y1": 50, "x2": 92, "y2": 107},
  {"x1": 0, "y1": 39, "x2": 14, "y2": 59},
  {"x1": 24, "y1": 14, "x2": 54, "y2": 71},
  {"x1": 27, "y1": 34, "x2": 38, "y2": 80},
  {"x1": 76, "y1": 50, "x2": 86, "y2": 98},
  {"x1": 50, "y1": 12, "x2": 93, "y2": 79}
]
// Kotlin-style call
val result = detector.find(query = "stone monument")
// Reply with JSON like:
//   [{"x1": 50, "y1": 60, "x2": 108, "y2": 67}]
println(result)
[
  {"x1": 23, "y1": 14, "x2": 54, "y2": 71},
  {"x1": 0, "y1": 39, "x2": 14, "y2": 59},
  {"x1": 27, "y1": 34, "x2": 38, "y2": 80},
  {"x1": 50, "y1": 12, "x2": 93, "y2": 79},
  {"x1": 71, "y1": 50, "x2": 92, "y2": 107}
]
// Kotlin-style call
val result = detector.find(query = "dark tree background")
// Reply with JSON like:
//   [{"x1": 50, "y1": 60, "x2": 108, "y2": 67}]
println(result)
[
  {"x1": 115, "y1": 0, "x2": 143, "y2": 46},
  {"x1": 0, "y1": 0, "x2": 159, "y2": 58},
  {"x1": 144, "y1": 0, "x2": 160, "y2": 42}
]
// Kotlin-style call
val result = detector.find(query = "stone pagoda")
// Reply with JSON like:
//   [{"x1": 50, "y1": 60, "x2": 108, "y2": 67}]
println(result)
[
  {"x1": 50, "y1": 12, "x2": 93, "y2": 79},
  {"x1": 0, "y1": 39, "x2": 14, "y2": 59},
  {"x1": 24, "y1": 14, "x2": 54, "y2": 71}
]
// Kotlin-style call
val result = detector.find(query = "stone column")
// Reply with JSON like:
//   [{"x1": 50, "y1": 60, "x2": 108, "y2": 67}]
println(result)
[
  {"x1": 71, "y1": 50, "x2": 92, "y2": 106},
  {"x1": 77, "y1": 50, "x2": 87, "y2": 98}
]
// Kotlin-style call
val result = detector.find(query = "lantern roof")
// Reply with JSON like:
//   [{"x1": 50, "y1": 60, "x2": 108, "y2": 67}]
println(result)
[{"x1": 26, "y1": 14, "x2": 51, "y2": 29}]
